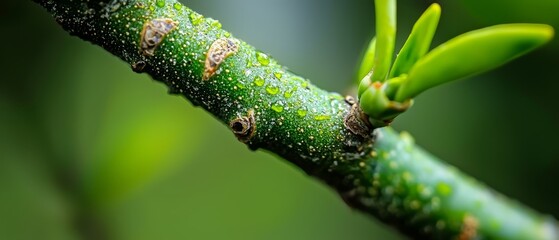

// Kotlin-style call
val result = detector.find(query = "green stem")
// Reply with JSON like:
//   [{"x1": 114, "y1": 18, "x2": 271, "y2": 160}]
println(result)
[
  {"x1": 371, "y1": 0, "x2": 396, "y2": 82},
  {"x1": 35, "y1": 0, "x2": 558, "y2": 239}
]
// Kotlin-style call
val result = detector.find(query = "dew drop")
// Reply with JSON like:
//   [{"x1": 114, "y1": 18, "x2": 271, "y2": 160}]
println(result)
[
  {"x1": 402, "y1": 171, "x2": 413, "y2": 182},
  {"x1": 156, "y1": 0, "x2": 165, "y2": 8},
  {"x1": 284, "y1": 87, "x2": 297, "y2": 98},
  {"x1": 297, "y1": 107, "x2": 307, "y2": 117},
  {"x1": 409, "y1": 200, "x2": 421, "y2": 210},
  {"x1": 207, "y1": 18, "x2": 222, "y2": 29},
  {"x1": 271, "y1": 101, "x2": 284, "y2": 112},
  {"x1": 236, "y1": 82, "x2": 245, "y2": 89},
  {"x1": 253, "y1": 76, "x2": 265, "y2": 86},
  {"x1": 173, "y1": 2, "x2": 182, "y2": 10},
  {"x1": 314, "y1": 115, "x2": 331, "y2": 121},
  {"x1": 189, "y1": 12, "x2": 203, "y2": 25},
  {"x1": 265, "y1": 84, "x2": 280, "y2": 95},
  {"x1": 436, "y1": 220, "x2": 446, "y2": 230},
  {"x1": 436, "y1": 183, "x2": 452, "y2": 196},
  {"x1": 291, "y1": 76, "x2": 304, "y2": 82},
  {"x1": 256, "y1": 52, "x2": 270, "y2": 66}
]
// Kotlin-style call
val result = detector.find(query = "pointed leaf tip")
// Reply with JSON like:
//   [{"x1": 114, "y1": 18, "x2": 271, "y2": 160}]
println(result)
[
  {"x1": 395, "y1": 24, "x2": 555, "y2": 102},
  {"x1": 390, "y1": 2, "x2": 441, "y2": 78},
  {"x1": 537, "y1": 24, "x2": 555, "y2": 41}
]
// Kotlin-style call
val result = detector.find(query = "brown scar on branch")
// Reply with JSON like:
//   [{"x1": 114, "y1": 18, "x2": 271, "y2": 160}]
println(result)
[
  {"x1": 140, "y1": 18, "x2": 178, "y2": 56},
  {"x1": 203, "y1": 38, "x2": 239, "y2": 80},
  {"x1": 457, "y1": 214, "x2": 479, "y2": 240},
  {"x1": 344, "y1": 102, "x2": 373, "y2": 138},
  {"x1": 229, "y1": 109, "x2": 256, "y2": 143},
  {"x1": 131, "y1": 60, "x2": 146, "y2": 73}
]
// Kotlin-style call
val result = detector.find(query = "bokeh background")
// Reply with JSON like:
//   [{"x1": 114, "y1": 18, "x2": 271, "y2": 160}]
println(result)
[{"x1": 1, "y1": 0, "x2": 559, "y2": 239}]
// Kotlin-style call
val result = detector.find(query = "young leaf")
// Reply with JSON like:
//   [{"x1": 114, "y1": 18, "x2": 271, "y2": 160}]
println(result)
[
  {"x1": 355, "y1": 37, "x2": 376, "y2": 85},
  {"x1": 358, "y1": 71, "x2": 373, "y2": 98},
  {"x1": 371, "y1": 0, "x2": 396, "y2": 82},
  {"x1": 389, "y1": 3, "x2": 440, "y2": 78},
  {"x1": 395, "y1": 24, "x2": 554, "y2": 102}
]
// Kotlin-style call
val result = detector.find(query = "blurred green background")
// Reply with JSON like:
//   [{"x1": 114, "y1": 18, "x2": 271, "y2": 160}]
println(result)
[{"x1": 1, "y1": 0, "x2": 558, "y2": 239}]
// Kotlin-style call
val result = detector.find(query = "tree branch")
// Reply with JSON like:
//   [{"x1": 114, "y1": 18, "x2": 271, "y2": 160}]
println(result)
[{"x1": 34, "y1": 0, "x2": 558, "y2": 239}]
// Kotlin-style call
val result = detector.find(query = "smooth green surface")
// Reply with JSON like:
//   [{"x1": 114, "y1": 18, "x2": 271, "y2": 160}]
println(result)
[
  {"x1": 355, "y1": 37, "x2": 376, "y2": 86},
  {"x1": 396, "y1": 24, "x2": 554, "y2": 101},
  {"x1": 371, "y1": 0, "x2": 396, "y2": 82},
  {"x1": 3, "y1": 0, "x2": 559, "y2": 239},
  {"x1": 389, "y1": 3, "x2": 440, "y2": 79}
]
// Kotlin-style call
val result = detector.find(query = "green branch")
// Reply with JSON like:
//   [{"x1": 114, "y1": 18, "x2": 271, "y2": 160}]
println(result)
[{"x1": 34, "y1": 0, "x2": 558, "y2": 239}]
